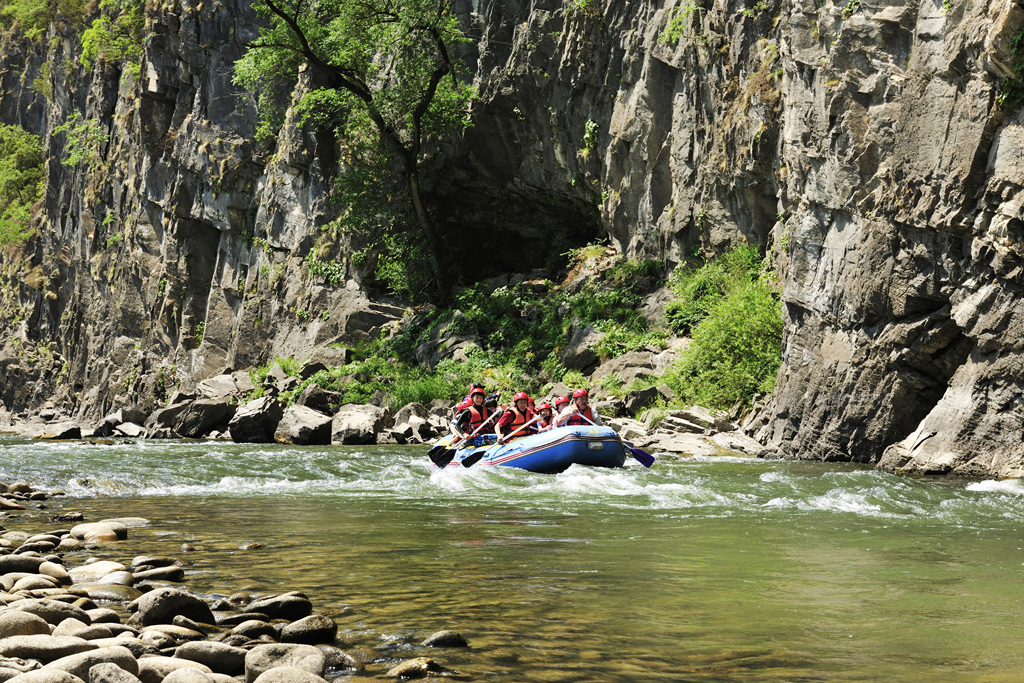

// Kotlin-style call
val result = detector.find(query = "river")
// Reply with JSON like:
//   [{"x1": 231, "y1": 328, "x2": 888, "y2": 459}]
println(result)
[{"x1": 1, "y1": 437, "x2": 1023, "y2": 681}]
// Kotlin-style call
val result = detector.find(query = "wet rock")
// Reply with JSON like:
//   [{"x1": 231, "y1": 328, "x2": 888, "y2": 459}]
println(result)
[
  {"x1": 135, "y1": 588, "x2": 215, "y2": 627},
  {"x1": 85, "y1": 609, "x2": 121, "y2": 624},
  {"x1": 228, "y1": 398, "x2": 284, "y2": 444},
  {"x1": 420, "y1": 630, "x2": 468, "y2": 647},
  {"x1": 273, "y1": 407, "x2": 332, "y2": 446},
  {"x1": 37, "y1": 562, "x2": 71, "y2": 585},
  {"x1": 216, "y1": 613, "x2": 268, "y2": 627},
  {"x1": 245, "y1": 594, "x2": 312, "y2": 621},
  {"x1": 3, "y1": 599, "x2": 92, "y2": 626},
  {"x1": 0, "y1": 556, "x2": 46, "y2": 574},
  {"x1": 4, "y1": 671, "x2": 83, "y2": 683},
  {"x1": 133, "y1": 566, "x2": 185, "y2": 582},
  {"x1": 0, "y1": 636, "x2": 96, "y2": 662},
  {"x1": 70, "y1": 624, "x2": 115, "y2": 640},
  {"x1": 40, "y1": 645, "x2": 139, "y2": 680},
  {"x1": 80, "y1": 585, "x2": 144, "y2": 602},
  {"x1": 279, "y1": 615, "x2": 336, "y2": 645},
  {"x1": 11, "y1": 576, "x2": 59, "y2": 592},
  {"x1": 140, "y1": 624, "x2": 205, "y2": 642},
  {"x1": 138, "y1": 631, "x2": 175, "y2": 650},
  {"x1": 173, "y1": 401, "x2": 235, "y2": 439},
  {"x1": 385, "y1": 657, "x2": 442, "y2": 679},
  {"x1": 89, "y1": 662, "x2": 145, "y2": 683},
  {"x1": 230, "y1": 621, "x2": 277, "y2": 640},
  {"x1": 70, "y1": 561, "x2": 127, "y2": 583},
  {"x1": 51, "y1": 619, "x2": 89, "y2": 637},
  {"x1": 174, "y1": 641, "x2": 247, "y2": 676},
  {"x1": 161, "y1": 670, "x2": 215, "y2": 683},
  {"x1": 244, "y1": 644, "x2": 326, "y2": 683},
  {"x1": 130, "y1": 557, "x2": 182, "y2": 570},
  {"x1": 69, "y1": 523, "x2": 128, "y2": 543},
  {"x1": 0, "y1": 611, "x2": 51, "y2": 638},
  {"x1": 137, "y1": 657, "x2": 212, "y2": 683},
  {"x1": 315, "y1": 646, "x2": 361, "y2": 671},
  {"x1": 97, "y1": 571, "x2": 135, "y2": 586},
  {"x1": 251, "y1": 667, "x2": 326, "y2": 683}
]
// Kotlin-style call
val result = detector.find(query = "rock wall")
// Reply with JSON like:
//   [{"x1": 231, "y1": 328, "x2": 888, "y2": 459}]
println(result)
[{"x1": 0, "y1": 0, "x2": 1022, "y2": 477}]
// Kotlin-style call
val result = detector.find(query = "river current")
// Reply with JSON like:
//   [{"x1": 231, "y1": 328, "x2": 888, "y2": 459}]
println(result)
[{"x1": 1, "y1": 437, "x2": 1023, "y2": 681}]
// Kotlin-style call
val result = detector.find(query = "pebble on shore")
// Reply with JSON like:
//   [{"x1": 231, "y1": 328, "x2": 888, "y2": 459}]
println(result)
[{"x1": 0, "y1": 482, "x2": 468, "y2": 681}]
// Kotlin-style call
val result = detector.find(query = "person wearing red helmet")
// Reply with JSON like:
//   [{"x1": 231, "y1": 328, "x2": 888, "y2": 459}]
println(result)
[
  {"x1": 450, "y1": 386, "x2": 494, "y2": 443},
  {"x1": 496, "y1": 391, "x2": 537, "y2": 440},
  {"x1": 535, "y1": 402, "x2": 555, "y2": 431},
  {"x1": 555, "y1": 388, "x2": 603, "y2": 427}
]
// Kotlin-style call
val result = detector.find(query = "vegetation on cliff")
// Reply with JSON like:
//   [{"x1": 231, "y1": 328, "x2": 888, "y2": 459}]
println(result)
[
  {"x1": 251, "y1": 246, "x2": 782, "y2": 414},
  {"x1": 0, "y1": 124, "x2": 43, "y2": 246}
]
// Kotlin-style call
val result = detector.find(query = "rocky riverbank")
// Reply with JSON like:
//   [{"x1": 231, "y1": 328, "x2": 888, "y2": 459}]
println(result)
[
  {"x1": 0, "y1": 481, "x2": 470, "y2": 681},
  {"x1": 0, "y1": 362, "x2": 767, "y2": 460}
]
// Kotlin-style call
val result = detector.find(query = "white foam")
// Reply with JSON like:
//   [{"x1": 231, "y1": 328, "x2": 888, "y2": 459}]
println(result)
[{"x1": 966, "y1": 479, "x2": 1024, "y2": 495}]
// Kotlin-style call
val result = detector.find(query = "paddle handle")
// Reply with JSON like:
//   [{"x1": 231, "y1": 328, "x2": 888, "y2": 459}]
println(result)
[
  {"x1": 457, "y1": 409, "x2": 500, "y2": 443},
  {"x1": 497, "y1": 414, "x2": 543, "y2": 444}
]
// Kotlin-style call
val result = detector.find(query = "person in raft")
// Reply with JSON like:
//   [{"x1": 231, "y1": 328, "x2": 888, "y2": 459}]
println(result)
[
  {"x1": 554, "y1": 388, "x2": 603, "y2": 427},
  {"x1": 449, "y1": 386, "x2": 493, "y2": 445},
  {"x1": 535, "y1": 402, "x2": 555, "y2": 431},
  {"x1": 496, "y1": 392, "x2": 537, "y2": 441}
]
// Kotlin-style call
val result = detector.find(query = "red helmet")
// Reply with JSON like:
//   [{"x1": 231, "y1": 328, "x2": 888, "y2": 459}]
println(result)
[
  {"x1": 514, "y1": 392, "x2": 530, "y2": 402},
  {"x1": 573, "y1": 388, "x2": 589, "y2": 399},
  {"x1": 470, "y1": 387, "x2": 485, "y2": 397},
  {"x1": 554, "y1": 396, "x2": 569, "y2": 407},
  {"x1": 538, "y1": 402, "x2": 552, "y2": 412},
  {"x1": 455, "y1": 398, "x2": 471, "y2": 411}
]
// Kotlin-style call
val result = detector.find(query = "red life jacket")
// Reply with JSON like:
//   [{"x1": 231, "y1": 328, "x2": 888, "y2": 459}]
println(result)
[
  {"x1": 503, "y1": 406, "x2": 536, "y2": 437},
  {"x1": 537, "y1": 414, "x2": 552, "y2": 430},
  {"x1": 566, "y1": 406, "x2": 595, "y2": 426},
  {"x1": 465, "y1": 405, "x2": 492, "y2": 433}
]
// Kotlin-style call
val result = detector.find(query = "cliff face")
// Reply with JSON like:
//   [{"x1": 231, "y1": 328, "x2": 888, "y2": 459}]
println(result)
[{"x1": 0, "y1": 0, "x2": 1022, "y2": 476}]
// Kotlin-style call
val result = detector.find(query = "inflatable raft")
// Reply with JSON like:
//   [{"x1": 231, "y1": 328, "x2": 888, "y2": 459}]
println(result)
[{"x1": 437, "y1": 425, "x2": 628, "y2": 474}]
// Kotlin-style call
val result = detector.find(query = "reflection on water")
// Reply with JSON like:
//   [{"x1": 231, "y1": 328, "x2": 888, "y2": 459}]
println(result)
[{"x1": 1, "y1": 438, "x2": 1024, "y2": 681}]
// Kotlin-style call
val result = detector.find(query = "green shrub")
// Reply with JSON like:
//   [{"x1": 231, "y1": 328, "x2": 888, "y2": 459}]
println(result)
[
  {"x1": 80, "y1": 0, "x2": 146, "y2": 75},
  {"x1": 664, "y1": 256, "x2": 782, "y2": 409},
  {"x1": 0, "y1": 124, "x2": 43, "y2": 246},
  {"x1": 665, "y1": 243, "x2": 763, "y2": 335}
]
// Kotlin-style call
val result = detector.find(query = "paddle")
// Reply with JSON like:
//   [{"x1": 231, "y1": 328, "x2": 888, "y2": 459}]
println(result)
[
  {"x1": 571, "y1": 408, "x2": 656, "y2": 468},
  {"x1": 429, "y1": 410, "x2": 500, "y2": 468},
  {"x1": 461, "y1": 415, "x2": 543, "y2": 468}
]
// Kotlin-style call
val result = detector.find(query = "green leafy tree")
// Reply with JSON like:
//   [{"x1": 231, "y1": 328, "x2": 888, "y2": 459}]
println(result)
[
  {"x1": 0, "y1": 0, "x2": 88, "y2": 40},
  {"x1": 233, "y1": 0, "x2": 476, "y2": 302},
  {"x1": 0, "y1": 124, "x2": 43, "y2": 246},
  {"x1": 80, "y1": 0, "x2": 146, "y2": 76}
]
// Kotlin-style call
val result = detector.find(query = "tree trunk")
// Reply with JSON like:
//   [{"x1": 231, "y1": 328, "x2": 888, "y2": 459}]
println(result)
[{"x1": 407, "y1": 170, "x2": 451, "y2": 304}]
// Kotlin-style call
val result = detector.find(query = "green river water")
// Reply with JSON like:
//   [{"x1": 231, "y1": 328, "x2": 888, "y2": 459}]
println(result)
[{"x1": 2, "y1": 437, "x2": 1024, "y2": 681}]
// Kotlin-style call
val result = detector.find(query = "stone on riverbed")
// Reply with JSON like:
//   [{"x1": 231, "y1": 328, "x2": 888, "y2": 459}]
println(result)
[
  {"x1": 174, "y1": 641, "x2": 247, "y2": 675},
  {"x1": 230, "y1": 620, "x2": 276, "y2": 640},
  {"x1": 314, "y1": 646, "x2": 361, "y2": 671},
  {"x1": 137, "y1": 657, "x2": 212, "y2": 683},
  {"x1": 251, "y1": 667, "x2": 326, "y2": 683},
  {"x1": 0, "y1": 556, "x2": 46, "y2": 574},
  {"x1": 3, "y1": 599, "x2": 92, "y2": 626},
  {"x1": 385, "y1": 657, "x2": 443, "y2": 678},
  {"x1": 69, "y1": 523, "x2": 128, "y2": 543},
  {"x1": 244, "y1": 644, "x2": 325, "y2": 683},
  {"x1": 0, "y1": 636, "x2": 96, "y2": 661},
  {"x1": 81, "y1": 584, "x2": 144, "y2": 602},
  {"x1": 420, "y1": 630, "x2": 468, "y2": 647},
  {"x1": 330, "y1": 405, "x2": 390, "y2": 445},
  {"x1": 5, "y1": 671, "x2": 83, "y2": 683},
  {"x1": 244, "y1": 593, "x2": 312, "y2": 621},
  {"x1": 89, "y1": 662, "x2": 145, "y2": 683},
  {"x1": 0, "y1": 611, "x2": 51, "y2": 637},
  {"x1": 173, "y1": 400, "x2": 235, "y2": 439},
  {"x1": 134, "y1": 588, "x2": 215, "y2": 627},
  {"x1": 133, "y1": 566, "x2": 185, "y2": 582},
  {"x1": 40, "y1": 645, "x2": 139, "y2": 680},
  {"x1": 228, "y1": 398, "x2": 284, "y2": 445},
  {"x1": 279, "y1": 615, "x2": 336, "y2": 644},
  {"x1": 70, "y1": 561, "x2": 126, "y2": 583}
]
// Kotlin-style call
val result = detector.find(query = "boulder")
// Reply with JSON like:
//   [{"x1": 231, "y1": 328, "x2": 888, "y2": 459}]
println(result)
[
  {"x1": 330, "y1": 405, "x2": 390, "y2": 445},
  {"x1": 244, "y1": 644, "x2": 325, "y2": 683},
  {"x1": 420, "y1": 630, "x2": 468, "y2": 647},
  {"x1": 710, "y1": 431, "x2": 768, "y2": 456},
  {"x1": 228, "y1": 398, "x2": 284, "y2": 444},
  {"x1": 114, "y1": 423, "x2": 146, "y2": 438},
  {"x1": 69, "y1": 522, "x2": 128, "y2": 542},
  {"x1": 0, "y1": 556, "x2": 45, "y2": 574},
  {"x1": 623, "y1": 386, "x2": 661, "y2": 417},
  {"x1": 40, "y1": 645, "x2": 139, "y2": 680},
  {"x1": 195, "y1": 375, "x2": 242, "y2": 401},
  {"x1": 314, "y1": 646, "x2": 361, "y2": 671},
  {"x1": 279, "y1": 615, "x2": 337, "y2": 645},
  {"x1": 0, "y1": 636, "x2": 95, "y2": 662},
  {"x1": 134, "y1": 588, "x2": 215, "y2": 627},
  {"x1": 89, "y1": 662, "x2": 145, "y2": 683},
  {"x1": 173, "y1": 400, "x2": 235, "y2": 439},
  {"x1": 297, "y1": 363, "x2": 329, "y2": 380},
  {"x1": 385, "y1": 657, "x2": 442, "y2": 678},
  {"x1": 244, "y1": 594, "x2": 312, "y2": 621},
  {"x1": 51, "y1": 619, "x2": 88, "y2": 637},
  {"x1": 144, "y1": 404, "x2": 190, "y2": 431},
  {"x1": 305, "y1": 347, "x2": 350, "y2": 367},
  {"x1": 273, "y1": 407, "x2": 331, "y2": 446},
  {"x1": 293, "y1": 386, "x2": 342, "y2": 416},
  {"x1": 0, "y1": 611, "x2": 51, "y2": 638},
  {"x1": 560, "y1": 323, "x2": 601, "y2": 373},
  {"x1": 3, "y1": 600, "x2": 92, "y2": 626},
  {"x1": 4, "y1": 671, "x2": 83, "y2": 683},
  {"x1": 174, "y1": 641, "x2": 247, "y2": 675},
  {"x1": 392, "y1": 403, "x2": 428, "y2": 427},
  {"x1": 137, "y1": 658, "x2": 211, "y2": 683},
  {"x1": 251, "y1": 668, "x2": 326, "y2": 683}
]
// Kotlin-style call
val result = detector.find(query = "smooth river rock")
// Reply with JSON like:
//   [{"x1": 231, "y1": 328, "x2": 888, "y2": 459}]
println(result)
[
  {"x1": 0, "y1": 611, "x2": 51, "y2": 638},
  {"x1": 244, "y1": 644, "x2": 325, "y2": 683},
  {"x1": 134, "y1": 588, "x2": 215, "y2": 626},
  {"x1": 0, "y1": 636, "x2": 96, "y2": 662},
  {"x1": 41, "y1": 645, "x2": 139, "y2": 680}
]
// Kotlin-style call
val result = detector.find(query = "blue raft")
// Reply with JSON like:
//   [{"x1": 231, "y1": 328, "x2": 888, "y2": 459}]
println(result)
[{"x1": 445, "y1": 425, "x2": 627, "y2": 474}]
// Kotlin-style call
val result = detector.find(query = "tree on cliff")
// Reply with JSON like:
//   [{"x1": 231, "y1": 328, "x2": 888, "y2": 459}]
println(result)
[
  {"x1": 0, "y1": 124, "x2": 43, "y2": 246},
  {"x1": 233, "y1": 0, "x2": 475, "y2": 303}
]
